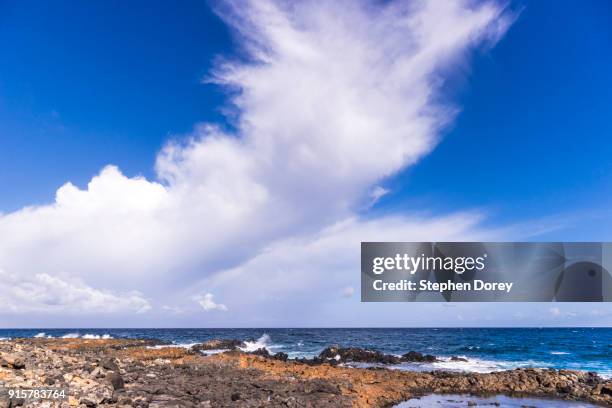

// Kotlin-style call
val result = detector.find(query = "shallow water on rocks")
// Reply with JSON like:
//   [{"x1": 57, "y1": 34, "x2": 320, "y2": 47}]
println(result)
[{"x1": 394, "y1": 394, "x2": 601, "y2": 408}]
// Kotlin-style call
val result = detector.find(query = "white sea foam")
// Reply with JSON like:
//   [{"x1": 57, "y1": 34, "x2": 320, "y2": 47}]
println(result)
[
  {"x1": 428, "y1": 356, "x2": 510, "y2": 373},
  {"x1": 174, "y1": 343, "x2": 198, "y2": 349},
  {"x1": 82, "y1": 334, "x2": 112, "y2": 339},
  {"x1": 201, "y1": 348, "x2": 231, "y2": 355},
  {"x1": 550, "y1": 351, "x2": 571, "y2": 355},
  {"x1": 240, "y1": 334, "x2": 273, "y2": 352},
  {"x1": 149, "y1": 343, "x2": 199, "y2": 350},
  {"x1": 285, "y1": 350, "x2": 317, "y2": 359},
  {"x1": 599, "y1": 371, "x2": 612, "y2": 379},
  {"x1": 431, "y1": 356, "x2": 556, "y2": 373},
  {"x1": 344, "y1": 354, "x2": 612, "y2": 379},
  {"x1": 147, "y1": 343, "x2": 233, "y2": 355},
  {"x1": 60, "y1": 333, "x2": 113, "y2": 339},
  {"x1": 349, "y1": 356, "x2": 554, "y2": 375},
  {"x1": 34, "y1": 332, "x2": 50, "y2": 338}
]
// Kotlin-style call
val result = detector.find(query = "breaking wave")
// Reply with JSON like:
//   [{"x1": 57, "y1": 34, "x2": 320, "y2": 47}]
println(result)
[
  {"x1": 240, "y1": 334, "x2": 283, "y2": 353},
  {"x1": 55, "y1": 333, "x2": 113, "y2": 339}
]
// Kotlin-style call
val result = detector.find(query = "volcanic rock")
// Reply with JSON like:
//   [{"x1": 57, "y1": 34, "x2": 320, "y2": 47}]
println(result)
[
  {"x1": 191, "y1": 338, "x2": 245, "y2": 353},
  {"x1": 319, "y1": 345, "x2": 401, "y2": 364},
  {"x1": 107, "y1": 372, "x2": 125, "y2": 390},
  {"x1": 401, "y1": 350, "x2": 438, "y2": 362}
]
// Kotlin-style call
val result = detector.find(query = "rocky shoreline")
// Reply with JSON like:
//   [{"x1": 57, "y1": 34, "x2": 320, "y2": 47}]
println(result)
[{"x1": 0, "y1": 338, "x2": 610, "y2": 407}]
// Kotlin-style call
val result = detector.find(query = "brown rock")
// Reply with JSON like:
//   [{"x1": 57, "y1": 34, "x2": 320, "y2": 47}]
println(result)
[
  {"x1": 0, "y1": 353, "x2": 25, "y2": 369},
  {"x1": 80, "y1": 398, "x2": 97, "y2": 407},
  {"x1": 107, "y1": 371, "x2": 125, "y2": 390},
  {"x1": 101, "y1": 357, "x2": 119, "y2": 372}
]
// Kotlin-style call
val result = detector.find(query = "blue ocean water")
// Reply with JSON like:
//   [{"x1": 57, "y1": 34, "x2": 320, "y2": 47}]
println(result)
[{"x1": 2, "y1": 328, "x2": 610, "y2": 377}]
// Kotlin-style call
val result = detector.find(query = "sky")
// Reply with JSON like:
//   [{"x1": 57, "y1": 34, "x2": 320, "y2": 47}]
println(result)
[{"x1": 0, "y1": 0, "x2": 611, "y2": 327}]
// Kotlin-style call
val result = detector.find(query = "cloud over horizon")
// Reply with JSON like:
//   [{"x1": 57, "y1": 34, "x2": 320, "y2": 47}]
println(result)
[{"x1": 0, "y1": 0, "x2": 521, "y2": 324}]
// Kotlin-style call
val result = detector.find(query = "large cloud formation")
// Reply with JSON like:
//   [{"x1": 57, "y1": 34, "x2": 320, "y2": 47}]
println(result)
[{"x1": 0, "y1": 0, "x2": 513, "y2": 322}]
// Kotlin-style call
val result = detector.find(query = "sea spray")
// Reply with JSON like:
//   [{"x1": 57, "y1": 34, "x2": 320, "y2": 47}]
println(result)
[{"x1": 240, "y1": 334, "x2": 272, "y2": 352}]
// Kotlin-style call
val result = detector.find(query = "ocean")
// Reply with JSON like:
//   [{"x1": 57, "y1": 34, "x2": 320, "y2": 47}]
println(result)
[{"x1": 2, "y1": 328, "x2": 610, "y2": 378}]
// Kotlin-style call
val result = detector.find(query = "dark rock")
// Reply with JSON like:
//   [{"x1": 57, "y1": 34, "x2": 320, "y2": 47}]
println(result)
[
  {"x1": 101, "y1": 357, "x2": 119, "y2": 372},
  {"x1": 10, "y1": 359, "x2": 24, "y2": 369},
  {"x1": 107, "y1": 371, "x2": 125, "y2": 390},
  {"x1": 598, "y1": 383, "x2": 612, "y2": 396},
  {"x1": 191, "y1": 339, "x2": 245, "y2": 353},
  {"x1": 450, "y1": 356, "x2": 468, "y2": 362},
  {"x1": 231, "y1": 392, "x2": 241, "y2": 401},
  {"x1": 273, "y1": 352, "x2": 289, "y2": 361},
  {"x1": 103, "y1": 392, "x2": 119, "y2": 404},
  {"x1": 318, "y1": 346, "x2": 401, "y2": 364},
  {"x1": 117, "y1": 397, "x2": 133, "y2": 405},
  {"x1": 80, "y1": 398, "x2": 97, "y2": 407},
  {"x1": 401, "y1": 351, "x2": 438, "y2": 363},
  {"x1": 250, "y1": 347, "x2": 270, "y2": 357},
  {"x1": 585, "y1": 372, "x2": 600, "y2": 386},
  {"x1": 295, "y1": 357, "x2": 323, "y2": 366}
]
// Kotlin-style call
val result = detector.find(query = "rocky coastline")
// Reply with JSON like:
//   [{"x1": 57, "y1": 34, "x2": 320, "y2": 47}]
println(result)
[{"x1": 0, "y1": 338, "x2": 610, "y2": 407}]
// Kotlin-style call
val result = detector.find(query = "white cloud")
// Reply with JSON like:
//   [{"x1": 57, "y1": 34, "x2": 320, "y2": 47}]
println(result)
[
  {"x1": 194, "y1": 293, "x2": 228, "y2": 312},
  {"x1": 0, "y1": 269, "x2": 150, "y2": 314},
  {"x1": 0, "y1": 0, "x2": 513, "y2": 322}
]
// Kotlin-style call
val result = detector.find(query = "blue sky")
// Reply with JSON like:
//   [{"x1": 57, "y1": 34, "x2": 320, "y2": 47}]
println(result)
[
  {"x1": 372, "y1": 1, "x2": 612, "y2": 239},
  {"x1": 0, "y1": 0, "x2": 611, "y2": 327},
  {"x1": 0, "y1": 0, "x2": 231, "y2": 211}
]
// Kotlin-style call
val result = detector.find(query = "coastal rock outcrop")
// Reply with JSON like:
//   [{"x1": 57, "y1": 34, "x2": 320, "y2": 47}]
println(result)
[
  {"x1": 0, "y1": 338, "x2": 609, "y2": 407},
  {"x1": 400, "y1": 350, "x2": 438, "y2": 362},
  {"x1": 190, "y1": 338, "x2": 245, "y2": 353},
  {"x1": 317, "y1": 345, "x2": 441, "y2": 365},
  {"x1": 319, "y1": 345, "x2": 401, "y2": 364}
]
